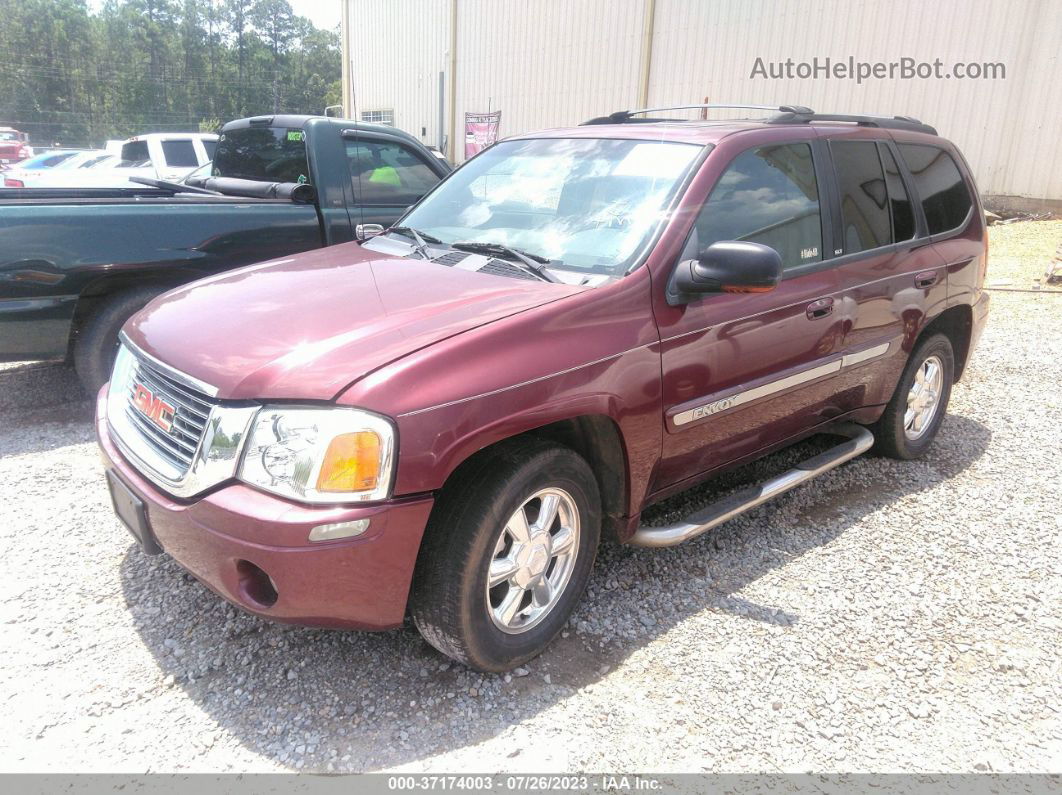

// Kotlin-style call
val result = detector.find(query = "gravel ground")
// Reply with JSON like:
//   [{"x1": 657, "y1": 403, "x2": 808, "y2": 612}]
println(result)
[{"x1": 2, "y1": 222, "x2": 1060, "y2": 773}]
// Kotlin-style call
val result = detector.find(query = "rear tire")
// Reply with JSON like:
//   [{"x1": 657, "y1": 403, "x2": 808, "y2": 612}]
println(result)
[
  {"x1": 411, "y1": 438, "x2": 601, "y2": 672},
  {"x1": 873, "y1": 333, "x2": 954, "y2": 459},
  {"x1": 73, "y1": 287, "x2": 164, "y2": 394}
]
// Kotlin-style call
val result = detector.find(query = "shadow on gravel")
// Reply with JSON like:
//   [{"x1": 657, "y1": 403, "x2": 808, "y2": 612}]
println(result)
[
  {"x1": 0, "y1": 362, "x2": 87, "y2": 414},
  {"x1": 120, "y1": 413, "x2": 990, "y2": 772}
]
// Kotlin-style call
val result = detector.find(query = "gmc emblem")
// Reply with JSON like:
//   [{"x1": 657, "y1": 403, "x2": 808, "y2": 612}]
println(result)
[{"x1": 132, "y1": 383, "x2": 176, "y2": 433}]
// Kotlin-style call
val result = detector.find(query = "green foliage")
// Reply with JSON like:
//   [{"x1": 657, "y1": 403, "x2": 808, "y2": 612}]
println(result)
[{"x1": 0, "y1": 0, "x2": 341, "y2": 147}]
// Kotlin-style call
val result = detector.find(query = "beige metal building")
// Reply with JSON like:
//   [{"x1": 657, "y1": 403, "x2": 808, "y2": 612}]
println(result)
[{"x1": 342, "y1": 0, "x2": 1061, "y2": 205}]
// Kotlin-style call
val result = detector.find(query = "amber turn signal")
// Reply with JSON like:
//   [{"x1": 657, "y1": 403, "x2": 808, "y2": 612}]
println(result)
[{"x1": 316, "y1": 431, "x2": 382, "y2": 492}]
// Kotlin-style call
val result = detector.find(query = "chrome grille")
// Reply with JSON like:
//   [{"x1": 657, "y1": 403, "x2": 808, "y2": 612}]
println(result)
[{"x1": 122, "y1": 355, "x2": 218, "y2": 477}]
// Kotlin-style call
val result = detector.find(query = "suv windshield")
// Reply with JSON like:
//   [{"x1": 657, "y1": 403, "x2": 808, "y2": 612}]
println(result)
[
  {"x1": 399, "y1": 137, "x2": 702, "y2": 275},
  {"x1": 212, "y1": 127, "x2": 310, "y2": 183}
]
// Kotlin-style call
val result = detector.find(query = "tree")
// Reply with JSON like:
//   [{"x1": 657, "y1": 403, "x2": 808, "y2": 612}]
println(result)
[
  {"x1": 251, "y1": 0, "x2": 294, "y2": 113},
  {"x1": 0, "y1": 0, "x2": 341, "y2": 147}
]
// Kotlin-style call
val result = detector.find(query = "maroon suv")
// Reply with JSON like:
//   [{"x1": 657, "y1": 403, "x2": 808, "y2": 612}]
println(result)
[{"x1": 97, "y1": 104, "x2": 989, "y2": 671}]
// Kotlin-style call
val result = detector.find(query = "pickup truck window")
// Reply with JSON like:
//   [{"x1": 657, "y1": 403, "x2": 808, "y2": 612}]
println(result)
[
  {"x1": 345, "y1": 140, "x2": 440, "y2": 205},
  {"x1": 202, "y1": 139, "x2": 217, "y2": 160},
  {"x1": 683, "y1": 143, "x2": 822, "y2": 270},
  {"x1": 161, "y1": 139, "x2": 198, "y2": 168},
  {"x1": 399, "y1": 137, "x2": 701, "y2": 275},
  {"x1": 212, "y1": 127, "x2": 310, "y2": 184},
  {"x1": 119, "y1": 140, "x2": 151, "y2": 166}
]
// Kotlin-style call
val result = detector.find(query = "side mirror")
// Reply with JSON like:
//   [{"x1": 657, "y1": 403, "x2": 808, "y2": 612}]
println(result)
[
  {"x1": 666, "y1": 241, "x2": 783, "y2": 306},
  {"x1": 356, "y1": 223, "x2": 385, "y2": 241}
]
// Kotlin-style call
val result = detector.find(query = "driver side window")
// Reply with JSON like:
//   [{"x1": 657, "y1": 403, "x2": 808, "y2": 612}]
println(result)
[
  {"x1": 683, "y1": 143, "x2": 823, "y2": 270},
  {"x1": 345, "y1": 140, "x2": 440, "y2": 205}
]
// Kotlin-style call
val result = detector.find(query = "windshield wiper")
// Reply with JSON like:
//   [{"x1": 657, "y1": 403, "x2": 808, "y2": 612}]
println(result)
[
  {"x1": 450, "y1": 241, "x2": 560, "y2": 283},
  {"x1": 387, "y1": 226, "x2": 442, "y2": 259}
]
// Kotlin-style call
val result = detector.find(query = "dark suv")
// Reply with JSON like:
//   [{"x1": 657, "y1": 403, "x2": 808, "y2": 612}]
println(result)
[{"x1": 97, "y1": 104, "x2": 989, "y2": 671}]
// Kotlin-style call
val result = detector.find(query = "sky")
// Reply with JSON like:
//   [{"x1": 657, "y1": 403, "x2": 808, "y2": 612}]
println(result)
[
  {"x1": 85, "y1": 0, "x2": 342, "y2": 33},
  {"x1": 288, "y1": 0, "x2": 341, "y2": 32}
]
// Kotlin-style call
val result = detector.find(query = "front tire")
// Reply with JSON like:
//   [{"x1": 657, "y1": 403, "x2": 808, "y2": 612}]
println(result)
[
  {"x1": 411, "y1": 439, "x2": 601, "y2": 672},
  {"x1": 73, "y1": 287, "x2": 165, "y2": 394},
  {"x1": 873, "y1": 333, "x2": 954, "y2": 459}
]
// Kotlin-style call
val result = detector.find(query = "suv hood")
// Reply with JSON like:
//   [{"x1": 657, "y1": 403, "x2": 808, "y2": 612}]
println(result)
[{"x1": 125, "y1": 242, "x2": 581, "y2": 401}]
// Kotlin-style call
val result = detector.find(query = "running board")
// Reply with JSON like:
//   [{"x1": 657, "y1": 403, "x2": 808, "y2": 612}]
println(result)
[{"x1": 630, "y1": 423, "x2": 874, "y2": 548}]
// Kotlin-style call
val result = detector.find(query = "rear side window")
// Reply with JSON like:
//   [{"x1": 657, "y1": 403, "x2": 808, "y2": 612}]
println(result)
[
  {"x1": 898, "y1": 144, "x2": 972, "y2": 235},
  {"x1": 202, "y1": 139, "x2": 217, "y2": 160},
  {"x1": 119, "y1": 140, "x2": 150, "y2": 166},
  {"x1": 879, "y1": 145, "x2": 915, "y2": 242},
  {"x1": 161, "y1": 140, "x2": 199, "y2": 168},
  {"x1": 831, "y1": 141, "x2": 890, "y2": 254},
  {"x1": 345, "y1": 139, "x2": 440, "y2": 205},
  {"x1": 686, "y1": 142, "x2": 822, "y2": 270}
]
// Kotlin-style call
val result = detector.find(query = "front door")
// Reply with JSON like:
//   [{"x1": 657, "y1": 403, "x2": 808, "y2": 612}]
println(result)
[{"x1": 652, "y1": 135, "x2": 848, "y2": 494}]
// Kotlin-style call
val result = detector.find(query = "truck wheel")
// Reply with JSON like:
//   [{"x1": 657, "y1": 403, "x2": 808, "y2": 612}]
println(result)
[
  {"x1": 411, "y1": 439, "x2": 601, "y2": 672},
  {"x1": 73, "y1": 287, "x2": 164, "y2": 394},
  {"x1": 873, "y1": 333, "x2": 954, "y2": 460}
]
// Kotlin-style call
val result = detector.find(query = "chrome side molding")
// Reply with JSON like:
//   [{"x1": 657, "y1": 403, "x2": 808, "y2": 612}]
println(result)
[{"x1": 630, "y1": 422, "x2": 874, "y2": 548}]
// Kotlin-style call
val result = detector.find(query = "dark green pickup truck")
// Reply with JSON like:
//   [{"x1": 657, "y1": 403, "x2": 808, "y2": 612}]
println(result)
[{"x1": 0, "y1": 114, "x2": 450, "y2": 390}]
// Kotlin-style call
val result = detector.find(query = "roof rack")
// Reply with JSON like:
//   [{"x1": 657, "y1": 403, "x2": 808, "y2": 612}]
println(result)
[
  {"x1": 580, "y1": 103, "x2": 936, "y2": 135},
  {"x1": 766, "y1": 109, "x2": 937, "y2": 135},
  {"x1": 581, "y1": 104, "x2": 814, "y2": 126}
]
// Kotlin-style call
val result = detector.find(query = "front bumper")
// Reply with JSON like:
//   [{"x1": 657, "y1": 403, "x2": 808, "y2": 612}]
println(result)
[{"x1": 96, "y1": 387, "x2": 433, "y2": 630}]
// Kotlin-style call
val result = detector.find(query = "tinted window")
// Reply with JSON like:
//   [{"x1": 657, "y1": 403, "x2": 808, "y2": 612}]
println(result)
[
  {"x1": 687, "y1": 143, "x2": 822, "y2": 270},
  {"x1": 37, "y1": 152, "x2": 75, "y2": 168},
  {"x1": 898, "y1": 144, "x2": 972, "y2": 235},
  {"x1": 879, "y1": 144, "x2": 915, "y2": 241},
  {"x1": 346, "y1": 140, "x2": 440, "y2": 205},
  {"x1": 212, "y1": 127, "x2": 310, "y2": 183},
  {"x1": 202, "y1": 139, "x2": 217, "y2": 159},
  {"x1": 119, "y1": 140, "x2": 151, "y2": 166},
  {"x1": 831, "y1": 141, "x2": 890, "y2": 253},
  {"x1": 161, "y1": 140, "x2": 198, "y2": 168}
]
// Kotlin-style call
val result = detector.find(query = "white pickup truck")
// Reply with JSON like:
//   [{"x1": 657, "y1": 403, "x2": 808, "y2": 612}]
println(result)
[{"x1": 13, "y1": 133, "x2": 217, "y2": 188}]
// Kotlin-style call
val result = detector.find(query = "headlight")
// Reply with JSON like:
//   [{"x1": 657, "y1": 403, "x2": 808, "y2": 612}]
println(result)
[{"x1": 238, "y1": 407, "x2": 395, "y2": 503}]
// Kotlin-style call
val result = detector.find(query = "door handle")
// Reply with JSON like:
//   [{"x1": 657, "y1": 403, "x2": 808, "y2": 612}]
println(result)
[
  {"x1": 806, "y1": 297, "x2": 834, "y2": 320},
  {"x1": 915, "y1": 271, "x2": 940, "y2": 289}
]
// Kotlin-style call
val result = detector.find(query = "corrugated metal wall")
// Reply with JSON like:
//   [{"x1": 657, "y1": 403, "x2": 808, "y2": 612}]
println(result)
[
  {"x1": 345, "y1": 0, "x2": 1061, "y2": 199},
  {"x1": 453, "y1": 0, "x2": 647, "y2": 138},
  {"x1": 347, "y1": 0, "x2": 449, "y2": 147}
]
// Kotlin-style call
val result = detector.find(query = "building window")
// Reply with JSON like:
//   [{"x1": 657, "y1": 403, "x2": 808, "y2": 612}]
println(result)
[{"x1": 361, "y1": 109, "x2": 395, "y2": 127}]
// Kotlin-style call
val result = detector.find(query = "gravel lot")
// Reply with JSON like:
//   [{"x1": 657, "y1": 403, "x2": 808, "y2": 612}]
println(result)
[{"x1": 2, "y1": 222, "x2": 1060, "y2": 774}]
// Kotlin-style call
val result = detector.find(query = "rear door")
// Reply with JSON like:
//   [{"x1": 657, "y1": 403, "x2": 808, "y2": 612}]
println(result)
[
  {"x1": 821, "y1": 132, "x2": 948, "y2": 412},
  {"x1": 653, "y1": 133, "x2": 849, "y2": 492}
]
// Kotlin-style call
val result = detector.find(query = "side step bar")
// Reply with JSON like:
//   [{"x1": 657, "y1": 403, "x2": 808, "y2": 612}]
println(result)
[{"x1": 630, "y1": 423, "x2": 874, "y2": 548}]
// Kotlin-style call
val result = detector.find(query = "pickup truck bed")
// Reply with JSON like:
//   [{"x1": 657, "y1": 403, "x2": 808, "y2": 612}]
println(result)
[
  {"x1": 0, "y1": 114, "x2": 450, "y2": 390},
  {"x1": 0, "y1": 194, "x2": 322, "y2": 360}
]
